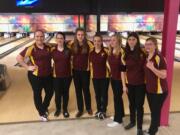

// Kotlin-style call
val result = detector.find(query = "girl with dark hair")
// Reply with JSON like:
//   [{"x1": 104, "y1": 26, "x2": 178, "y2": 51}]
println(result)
[
  {"x1": 89, "y1": 34, "x2": 109, "y2": 120},
  {"x1": 143, "y1": 37, "x2": 168, "y2": 135},
  {"x1": 51, "y1": 32, "x2": 72, "y2": 118},
  {"x1": 68, "y1": 28, "x2": 94, "y2": 118},
  {"x1": 123, "y1": 32, "x2": 146, "y2": 135}
]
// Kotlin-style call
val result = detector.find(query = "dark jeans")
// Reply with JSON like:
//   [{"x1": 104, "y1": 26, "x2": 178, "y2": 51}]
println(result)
[
  {"x1": 127, "y1": 84, "x2": 146, "y2": 129},
  {"x1": 92, "y1": 78, "x2": 109, "y2": 113},
  {"x1": 147, "y1": 92, "x2": 167, "y2": 135},
  {"x1": 28, "y1": 72, "x2": 53, "y2": 116},
  {"x1": 111, "y1": 79, "x2": 125, "y2": 123},
  {"x1": 73, "y1": 70, "x2": 92, "y2": 112},
  {"x1": 53, "y1": 77, "x2": 72, "y2": 112}
]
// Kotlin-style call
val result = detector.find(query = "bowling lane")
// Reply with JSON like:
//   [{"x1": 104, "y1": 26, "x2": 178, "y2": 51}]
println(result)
[
  {"x1": 0, "y1": 35, "x2": 51, "y2": 66},
  {"x1": 48, "y1": 36, "x2": 56, "y2": 44},
  {"x1": 0, "y1": 37, "x2": 17, "y2": 45},
  {"x1": 0, "y1": 39, "x2": 35, "y2": 66},
  {"x1": 0, "y1": 37, "x2": 30, "y2": 55},
  {"x1": 0, "y1": 36, "x2": 4, "y2": 40},
  {"x1": 46, "y1": 35, "x2": 54, "y2": 43},
  {"x1": 149, "y1": 34, "x2": 180, "y2": 44},
  {"x1": 175, "y1": 35, "x2": 180, "y2": 41}
]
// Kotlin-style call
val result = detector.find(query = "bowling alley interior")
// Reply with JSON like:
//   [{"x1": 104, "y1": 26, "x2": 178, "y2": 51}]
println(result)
[{"x1": 0, "y1": 0, "x2": 180, "y2": 135}]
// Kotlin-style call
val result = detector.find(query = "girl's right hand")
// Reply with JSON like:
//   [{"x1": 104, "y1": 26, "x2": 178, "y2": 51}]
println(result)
[
  {"x1": 27, "y1": 65, "x2": 38, "y2": 71},
  {"x1": 123, "y1": 86, "x2": 128, "y2": 93}
]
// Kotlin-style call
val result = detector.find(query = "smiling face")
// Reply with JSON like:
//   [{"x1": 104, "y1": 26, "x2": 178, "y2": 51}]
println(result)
[
  {"x1": 93, "y1": 36, "x2": 102, "y2": 50},
  {"x1": 110, "y1": 36, "x2": 119, "y2": 48},
  {"x1": 56, "y1": 33, "x2": 64, "y2": 46},
  {"x1": 34, "y1": 31, "x2": 44, "y2": 46},
  {"x1": 76, "y1": 30, "x2": 85, "y2": 43},
  {"x1": 127, "y1": 36, "x2": 138, "y2": 49},
  {"x1": 145, "y1": 39, "x2": 157, "y2": 53}
]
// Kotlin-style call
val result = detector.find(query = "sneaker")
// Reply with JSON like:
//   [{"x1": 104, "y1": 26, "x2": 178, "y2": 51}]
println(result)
[
  {"x1": 107, "y1": 121, "x2": 121, "y2": 127},
  {"x1": 143, "y1": 130, "x2": 150, "y2": 135},
  {"x1": 124, "y1": 123, "x2": 136, "y2": 130},
  {"x1": 99, "y1": 112, "x2": 106, "y2": 120},
  {"x1": 63, "y1": 112, "x2": 70, "y2": 118},
  {"x1": 54, "y1": 110, "x2": 61, "y2": 117},
  {"x1": 40, "y1": 115, "x2": 48, "y2": 122},
  {"x1": 44, "y1": 109, "x2": 49, "y2": 117},
  {"x1": 137, "y1": 129, "x2": 143, "y2": 135},
  {"x1": 95, "y1": 112, "x2": 100, "y2": 119},
  {"x1": 76, "y1": 111, "x2": 83, "y2": 118},
  {"x1": 87, "y1": 109, "x2": 93, "y2": 115},
  {"x1": 110, "y1": 116, "x2": 114, "y2": 120}
]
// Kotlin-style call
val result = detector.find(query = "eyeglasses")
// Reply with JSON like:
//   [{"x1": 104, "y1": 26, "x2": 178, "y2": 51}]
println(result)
[
  {"x1": 56, "y1": 37, "x2": 64, "y2": 40},
  {"x1": 145, "y1": 43, "x2": 154, "y2": 46}
]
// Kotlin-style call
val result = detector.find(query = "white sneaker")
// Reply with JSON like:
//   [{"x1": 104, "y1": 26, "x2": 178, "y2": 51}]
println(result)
[
  {"x1": 40, "y1": 115, "x2": 48, "y2": 122},
  {"x1": 110, "y1": 116, "x2": 114, "y2": 120},
  {"x1": 143, "y1": 130, "x2": 150, "y2": 135},
  {"x1": 107, "y1": 122, "x2": 120, "y2": 127}
]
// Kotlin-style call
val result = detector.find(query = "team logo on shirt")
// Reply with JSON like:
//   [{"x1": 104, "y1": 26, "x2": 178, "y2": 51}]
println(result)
[
  {"x1": 140, "y1": 53, "x2": 144, "y2": 58},
  {"x1": 101, "y1": 52, "x2": 105, "y2": 57}
]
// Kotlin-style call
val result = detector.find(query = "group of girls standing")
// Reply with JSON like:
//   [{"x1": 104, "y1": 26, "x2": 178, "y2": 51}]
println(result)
[{"x1": 17, "y1": 28, "x2": 168, "y2": 135}]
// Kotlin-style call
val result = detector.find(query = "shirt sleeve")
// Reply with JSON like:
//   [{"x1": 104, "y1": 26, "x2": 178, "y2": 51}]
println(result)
[
  {"x1": 19, "y1": 47, "x2": 28, "y2": 57},
  {"x1": 120, "y1": 65, "x2": 126, "y2": 72},
  {"x1": 89, "y1": 52, "x2": 92, "y2": 62},
  {"x1": 159, "y1": 55, "x2": 167, "y2": 70},
  {"x1": 120, "y1": 52, "x2": 126, "y2": 72}
]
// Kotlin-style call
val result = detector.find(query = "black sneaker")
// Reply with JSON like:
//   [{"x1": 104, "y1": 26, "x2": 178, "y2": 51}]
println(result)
[
  {"x1": 63, "y1": 112, "x2": 70, "y2": 118},
  {"x1": 137, "y1": 129, "x2": 143, "y2": 135},
  {"x1": 99, "y1": 112, "x2": 106, "y2": 120},
  {"x1": 40, "y1": 115, "x2": 48, "y2": 122},
  {"x1": 45, "y1": 109, "x2": 49, "y2": 117},
  {"x1": 124, "y1": 123, "x2": 136, "y2": 130},
  {"x1": 54, "y1": 110, "x2": 61, "y2": 117},
  {"x1": 95, "y1": 112, "x2": 100, "y2": 119},
  {"x1": 76, "y1": 111, "x2": 83, "y2": 118}
]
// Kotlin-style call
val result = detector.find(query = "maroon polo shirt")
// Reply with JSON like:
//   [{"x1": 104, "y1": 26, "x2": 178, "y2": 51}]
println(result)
[
  {"x1": 108, "y1": 49, "x2": 126, "y2": 80},
  {"x1": 73, "y1": 46, "x2": 89, "y2": 71},
  {"x1": 51, "y1": 47, "x2": 71, "y2": 78},
  {"x1": 69, "y1": 40, "x2": 94, "y2": 71},
  {"x1": 20, "y1": 44, "x2": 52, "y2": 77},
  {"x1": 125, "y1": 51, "x2": 146, "y2": 85},
  {"x1": 144, "y1": 52, "x2": 168, "y2": 94},
  {"x1": 89, "y1": 48, "x2": 109, "y2": 79}
]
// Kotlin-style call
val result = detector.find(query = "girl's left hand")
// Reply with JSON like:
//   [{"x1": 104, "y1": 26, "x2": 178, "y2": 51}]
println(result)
[{"x1": 146, "y1": 61, "x2": 155, "y2": 71}]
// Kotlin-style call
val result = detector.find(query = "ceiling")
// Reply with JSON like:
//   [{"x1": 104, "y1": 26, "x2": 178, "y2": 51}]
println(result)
[{"x1": 0, "y1": 0, "x2": 164, "y2": 14}]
